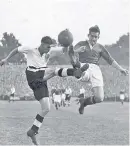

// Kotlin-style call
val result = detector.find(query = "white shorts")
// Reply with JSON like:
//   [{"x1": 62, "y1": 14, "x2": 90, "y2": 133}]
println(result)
[
  {"x1": 61, "y1": 94, "x2": 66, "y2": 100},
  {"x1": 79, "y1": 63, "x2": 103, "y2": 87},
  {"x1": 54, "y1": 95, "x2": 61, "y2": 103},
  {"x1": 120, "y1": 94, "x2": 125, "y2": 100}
]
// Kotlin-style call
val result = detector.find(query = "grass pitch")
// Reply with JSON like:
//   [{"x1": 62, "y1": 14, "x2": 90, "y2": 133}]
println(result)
[{"x1": 0, "y1": 99, "x2": 129, "y2": 145}]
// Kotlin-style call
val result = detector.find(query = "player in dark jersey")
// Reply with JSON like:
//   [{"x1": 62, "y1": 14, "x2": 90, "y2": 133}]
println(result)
[
  {"x1": 68, "y1": 25, "x2": 128, "y2": 114},
  {"x1": 61, "y1": 88, "x2": 66, "y2": 107}
]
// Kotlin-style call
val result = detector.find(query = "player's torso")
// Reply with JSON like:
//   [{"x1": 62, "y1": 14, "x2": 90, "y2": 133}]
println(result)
[
  {"x1": 61, "y1": 89, "x2": 65, "y2": 93},
  {"x1": 54, "y1": 89, "x2": 61, "y2": 101},
  {"x1": 55, "y1": 89, "x2": 61, "y2": 95},
  {"x1": 26, "y1": 48, "x2": 47, "y2": 68},
  {"x1": 11, "y1": 88, "x2": 15, "y2": 94},
  {"x1": 51, "y1": 89, "x2": 56, "y2": 94},
  {"x1": 78, "y1": 41, "x2": 102, "y2": 65},
  {"x1": 65, "y1": 89, "x2": 69, "y2": 94},
  {"x1": 80, "y1": 89, "x2": 85, "y2": 94}
]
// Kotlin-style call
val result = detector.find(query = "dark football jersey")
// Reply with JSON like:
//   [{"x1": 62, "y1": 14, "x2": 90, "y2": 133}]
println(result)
[
  {"x1": 55, "y1": 89, "x2": 61, "y2": 95},
  {"x1": 51, "y1": 89, "x2": 56, "y2": 95},
  {"x1": 74, "y1": 40, "x2": 114, "y2": 65},
  {"x1": 61, "y1": 89, "x2": 66, "y2": 93}
]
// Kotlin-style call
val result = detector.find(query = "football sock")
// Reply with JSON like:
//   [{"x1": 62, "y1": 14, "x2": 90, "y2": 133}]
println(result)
[
  {"x1": 31, "y1": 114, "x2": 44, "y2": 133},
  {"x1": 84, "y1": 96, "x2": 96, "y2": 106},
  {"x1": 55, "y1": 68, "x2": 75, "y2": 77},
  {"x1": 55, "y1": 63, "x2": 89, "y2": 77}
]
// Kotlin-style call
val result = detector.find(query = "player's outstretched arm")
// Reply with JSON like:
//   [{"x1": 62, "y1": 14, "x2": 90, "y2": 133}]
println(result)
[
  {"x1": 48, "y1": 45, "x2": 68, "y2": 61},
  {"x1": 49, "y1": 44, "x2": 65, "y2": 53},
  {"x1": 0, "y1": 48, "x2": 18, "y2": 66},
  {"x1": 101, "y1": 46, "x2": 129, "y2": 76},
  {"x1": 112, "y1": 61, "x2": 129, "y2": 76}
]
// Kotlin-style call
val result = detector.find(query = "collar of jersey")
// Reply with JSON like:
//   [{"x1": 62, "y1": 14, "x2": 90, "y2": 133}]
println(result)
[
  {"x1": 36, "y1": 48, "x2": 44, "y2": 57},
  {"x1": 87, "y1": 40, "x2": 97, "y2": 50}
]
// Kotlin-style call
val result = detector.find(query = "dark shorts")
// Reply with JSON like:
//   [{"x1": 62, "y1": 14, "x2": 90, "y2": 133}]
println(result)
[
  {"x1": 78, "y1": 93, "x2": 84, "y2": 98},
  {"x1": 25, "y1": 69, "x2": 49, "y2": 101},
  {"x1": 10, "y1": 93, "x2": 14, "y2": 97},
  {"x1": 65, "y1": 94, "x2": 71, "y2": 101}
]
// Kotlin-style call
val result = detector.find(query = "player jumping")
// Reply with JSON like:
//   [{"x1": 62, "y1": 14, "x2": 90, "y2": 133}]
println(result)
[{"x1": 68, "y1": 25, "x2": 128, "y2": 114}]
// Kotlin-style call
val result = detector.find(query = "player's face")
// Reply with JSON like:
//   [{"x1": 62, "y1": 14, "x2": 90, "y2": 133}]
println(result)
[
  {"x1": 39, "y1": 43, "x2": 51, "y2": 54},
  {"x1": 88, "y1": 32, "x2": 99, "y2": 46}
]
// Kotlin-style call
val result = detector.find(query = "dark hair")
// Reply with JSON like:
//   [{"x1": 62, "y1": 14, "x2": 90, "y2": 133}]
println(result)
[
  {"x1": 41, "y1": 36, "x2": 53, "y2": 45},
  {"x1": 89, "y1": 25, "x2": 100, "y2": 34}
]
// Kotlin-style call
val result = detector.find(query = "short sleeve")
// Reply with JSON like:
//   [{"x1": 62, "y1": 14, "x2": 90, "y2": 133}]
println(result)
[
  {"x1": 49, "y1": 46, "x2": 63, "y2": 53},
  {"x1": 18, "y1": 46, "x2": 31, "y2": 54}
]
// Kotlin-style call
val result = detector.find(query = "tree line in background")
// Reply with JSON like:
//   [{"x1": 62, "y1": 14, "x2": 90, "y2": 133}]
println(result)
[
  {"x1": 0, "y1": 32, "x2": 25, "y2": 63},
  {"x1": 101, "y1": 33, "x2": 129, "y2": 65},
  {"x1": 0, "y1": 32, "x2": 129, "y2": 65}
]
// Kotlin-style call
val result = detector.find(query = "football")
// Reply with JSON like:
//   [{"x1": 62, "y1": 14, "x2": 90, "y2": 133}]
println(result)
[{"x1": 58, "y1": 29, "x2": 73, "y2": 47}]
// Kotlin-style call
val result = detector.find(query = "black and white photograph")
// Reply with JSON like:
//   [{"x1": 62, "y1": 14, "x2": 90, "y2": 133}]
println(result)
[{"x1": 0, "y1": 0, "x2": 129, "y2": 145}]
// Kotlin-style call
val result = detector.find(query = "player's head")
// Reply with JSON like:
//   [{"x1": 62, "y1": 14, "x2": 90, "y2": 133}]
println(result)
[
  {"x1": 39, "y1": 36, "x2": 53, "y2": 54},
  {"x1": 88, "y1": 25, "x2": 100, "y2": 46}
]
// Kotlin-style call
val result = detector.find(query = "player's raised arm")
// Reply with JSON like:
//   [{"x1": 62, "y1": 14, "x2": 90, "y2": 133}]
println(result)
[
  {"x1": 0, "y1": 48, "x2": 18, "y2": 66},
  {"x1": 112, "y1": 60, "x2": 129, "y2": 75},
  {"x1": 49, "y1": 44, "x2": 65, "y2": 52},
  {"x1": 0, "y1": 46, "x2": 31, "y2": 66},
  {"x1": 101, "y1": 45, "x2": 129, "y2": 75}
]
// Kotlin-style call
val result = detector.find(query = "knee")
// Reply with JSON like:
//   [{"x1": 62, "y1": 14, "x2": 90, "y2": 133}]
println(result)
[
  {"x1": 45, "y1": 106, "x2": 51, "y2": 113},
  {"x1": 94, "y1": 95, "x2": 104, "y2": 103},
  {"x1": 41, "y1": 106, "x2": 51, "y2": 115}
]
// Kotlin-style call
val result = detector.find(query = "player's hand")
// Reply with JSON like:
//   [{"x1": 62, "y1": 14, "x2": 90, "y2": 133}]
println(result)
[
  {"x1": 120, "y1": 68, "x2": 129, "y2": 76},
  {"x1": 74, "y1": 46, "x2": 86, "y2": 53},
  {"x1": 0, "y1": 58, "x2": 7, "y2": 66}
]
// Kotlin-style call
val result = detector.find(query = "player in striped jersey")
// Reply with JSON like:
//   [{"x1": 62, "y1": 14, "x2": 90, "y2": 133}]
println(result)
[{"x1": 0, "y1": 36, "x2": 89, "y2": 145}]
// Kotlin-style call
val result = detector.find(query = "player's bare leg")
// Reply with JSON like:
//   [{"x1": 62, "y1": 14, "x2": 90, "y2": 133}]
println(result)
[
  {"x1": 42, "y1": 64, "x2": 89, "y2": 81},
  {"x1": 121, "y1": 99, "x2": 124, "y2": 105},
  {"x1": 27, "y1": 97, "x2": 50, "y2": 145}
]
